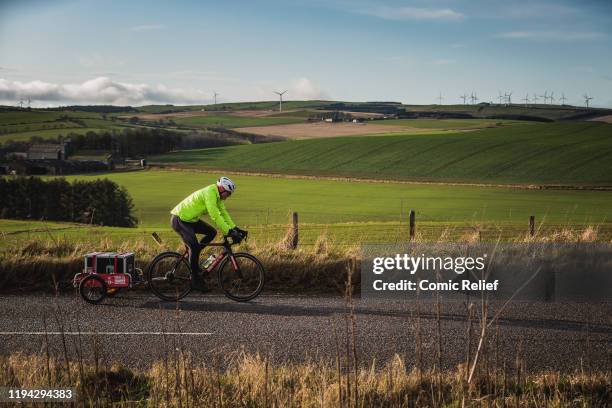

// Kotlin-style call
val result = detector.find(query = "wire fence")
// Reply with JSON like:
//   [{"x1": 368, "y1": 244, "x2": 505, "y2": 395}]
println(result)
[{"x1": 2, "y1": 211, "x2": 611, "y2": 256}]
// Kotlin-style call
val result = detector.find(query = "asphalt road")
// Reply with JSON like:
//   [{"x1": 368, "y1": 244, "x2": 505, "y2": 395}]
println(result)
[{"x1": 0, "y1": 293, "x2": 610, "y2": 373}]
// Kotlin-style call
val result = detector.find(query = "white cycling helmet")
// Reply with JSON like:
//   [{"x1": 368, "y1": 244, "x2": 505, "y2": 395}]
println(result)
[{"x1": 216, "y1": 176, "x2": 236, "y2": 193}]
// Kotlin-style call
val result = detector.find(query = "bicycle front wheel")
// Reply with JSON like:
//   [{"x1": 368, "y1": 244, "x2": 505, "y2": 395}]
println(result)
[
  {"x1": 147, "y1": 252, "x2": 192, "y2": 301},
  {"x1": 218, "y1": 253, "x2": 265, "y2": 302}
]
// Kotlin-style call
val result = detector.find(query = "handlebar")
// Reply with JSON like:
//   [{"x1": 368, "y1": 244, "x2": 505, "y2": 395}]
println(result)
[
  {"x1": 223, "y1": 230, "x2": 248, "y2": 245},
  {"x1": 207, "y1": 230, "x2": 248, "y2": 248}
]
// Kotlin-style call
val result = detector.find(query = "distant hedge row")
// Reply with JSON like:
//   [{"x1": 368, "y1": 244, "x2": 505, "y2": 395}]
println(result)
[
  {"x1": 66, "y1": 128, "x2": 182, "y2": 156},
  {"x1": 1, "y1": 127, "x2": 275, "y2": 156},
  {"x1": 0, "y1": 177, "x2": 137, "y2": 227}
]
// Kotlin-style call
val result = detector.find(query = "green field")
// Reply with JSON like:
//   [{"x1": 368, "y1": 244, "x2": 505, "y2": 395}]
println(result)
[
  {"x1": 3, "y1": 107, "x2": 611, "y2": 249},
  {"x1": 136, "y1": 100, "x2": 333, "y2": 114},
  {"x1": 402, "y1": 104, "x2": 612, "y2": 121},
  {"x1": 152, "y1": 122, "x2": 612, "y2": 185},
  {"x1": 373, "y1": 118, "x2": 525, "y2": 130},
  {"x1": 48, "y1": 169, "x2": 612, "y2": 227},
  {"x1": 0, "y1": 110, "x2": 103, "y2": 125},
  {"x1": 1, "y1": 127, "x2": 113, "y2": 142},
  {"x1": 2, "y1": 168, "x2": 610, "y2": 251},
  {"x1": 173, "y1": 114, "x2": 306, "y2": 129},
  {"x1": 0, "y1": 109, "x2": 142, "y2": 143}
]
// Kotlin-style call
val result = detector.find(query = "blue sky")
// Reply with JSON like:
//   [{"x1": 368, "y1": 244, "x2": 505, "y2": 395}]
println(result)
[{"x1": 1, "y1": 0, "x2": 611, "y2": 107}]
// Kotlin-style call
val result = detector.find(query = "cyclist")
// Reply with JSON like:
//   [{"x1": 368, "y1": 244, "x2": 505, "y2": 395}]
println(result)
[{"x1": 170, "y1": 176, "x2": 246, "y2": 290}]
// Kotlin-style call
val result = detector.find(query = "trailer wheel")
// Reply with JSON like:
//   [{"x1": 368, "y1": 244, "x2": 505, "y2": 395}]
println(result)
[{"x1": 79, "y1": 275, "x2": 107, "y2": 304}]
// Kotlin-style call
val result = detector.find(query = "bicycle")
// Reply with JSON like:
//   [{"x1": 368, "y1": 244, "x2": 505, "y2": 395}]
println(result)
[{"x1": 146, "y1": 231, "x2": 265, "y2": 302}]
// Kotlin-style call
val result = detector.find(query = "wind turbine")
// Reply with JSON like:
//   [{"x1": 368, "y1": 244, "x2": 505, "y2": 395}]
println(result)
[
  {"x1": 521, "y1": 94, "x2": 530, "y2": 107},
  {"x1": 559, "y1": 92, "x2": 567, "y2": 105},
  {"x1": 460, "y1": 93, "x2": 468, "y2": 105},
  {"x1": 274, "y1": 90, "x2": 287, "y2": 112},
  {"x1": 27, "y1": 97, "x2": 31, "y2": 108},
  {"x1": 583, "y1": 94, "x2": 593, "y2": 108},
  {"x1": 497, "y1": 91, "x2": 504, "y2": 105},
  {"x1": 532, "y1": 93, "x2": 539, "y2": 104},
  {"x1": 549, "y1": 91, "x2": 555, "y2": 105},
  {"x1": 213, "y1": 91, "x2": 219, "y2": 107},
  {"x1": 436, "y1": 92, "x2": 444, "y2": 105},
  {"x1": 539, "y1": 90, "x2": 549, "y2": 105},
  {"x1": 18, "y1": 99, "x2": 24, "y2": 109},
  {"x1": 505, "y1": 91, "x2": 513, "y2": 105},
  {"x1": 470, "y1": 92, "x2": 478, "y2": 105}
]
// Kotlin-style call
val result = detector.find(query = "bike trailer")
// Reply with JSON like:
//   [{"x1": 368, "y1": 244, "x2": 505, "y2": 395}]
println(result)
[
  {"x1": 73, "y1": 252, "x2": 135, "y2": 289},
  {"x1": 74, "y1": 252, "x2": 144, "y2": 304}
]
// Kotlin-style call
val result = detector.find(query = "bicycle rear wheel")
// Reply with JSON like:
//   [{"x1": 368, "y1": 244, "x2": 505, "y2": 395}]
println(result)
[
  {"x1": 147, "y1": 252, "x2": 192, "y2": 301},
  {"x1": 218, "y1": 253, "x2": 265, "y2": 302}
]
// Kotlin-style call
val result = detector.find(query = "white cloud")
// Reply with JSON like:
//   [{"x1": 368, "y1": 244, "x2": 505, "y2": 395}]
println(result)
[
  {"x1": 495, "y1": 31, "x2": 605, "y2": 41},
  {"x1": 290, "y1": 78, "x2": 329, "y2": 100},
  {"x1": 255, "y1": 77, "x2": 328, "y2": 101},
  {"x1": 0, "y1": 77, "x2": 209, "y2": 106},
  {"x1": 129, "y1": 24, "x2": 167, "y2": 32},
  {"x1": 359, "y1": 6, "x2": 464, "y2": 21}
]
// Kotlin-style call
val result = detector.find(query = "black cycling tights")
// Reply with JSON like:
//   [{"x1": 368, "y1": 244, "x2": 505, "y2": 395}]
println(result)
[{"x1": 170, "y1": 215, "x2": 217, "y2": 276}]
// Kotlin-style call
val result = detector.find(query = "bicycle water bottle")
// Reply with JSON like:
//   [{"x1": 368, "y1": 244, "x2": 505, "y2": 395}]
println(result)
[{"x1": 201, "y1": 254, "x2": 216, "y2": 270}]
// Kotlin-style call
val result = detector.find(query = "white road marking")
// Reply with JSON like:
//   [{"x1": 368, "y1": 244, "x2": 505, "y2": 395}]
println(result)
[{"x1": 0, "y1": 332, "x2": 214, "y2": 336}]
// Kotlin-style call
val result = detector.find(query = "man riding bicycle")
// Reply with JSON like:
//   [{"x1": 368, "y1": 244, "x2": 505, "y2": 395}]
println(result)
[{"x1": 170, "y1": 176, "x2": 247, "y2": 290}]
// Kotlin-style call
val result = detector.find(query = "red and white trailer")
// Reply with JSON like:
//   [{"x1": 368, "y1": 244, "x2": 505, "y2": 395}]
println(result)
[{"x1": 73, "y1": 252, "x2": 143, "y2": 304}]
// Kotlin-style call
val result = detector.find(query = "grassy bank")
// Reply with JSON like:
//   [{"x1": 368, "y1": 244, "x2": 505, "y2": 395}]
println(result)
[
  {"x1": 0, "y1": 232, "x2": 355, "y2": 293},
  {"x1": 1, "y1": 222, "x2": 606, "y2": 293}
]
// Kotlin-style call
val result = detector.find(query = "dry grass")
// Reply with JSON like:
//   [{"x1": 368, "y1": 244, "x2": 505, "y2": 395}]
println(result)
[
  {"x1": 0, "y1": 233, "x2": 358, "y2": 293},
  {"x1": 1, "y1": 350, "x2": 609, "y2": 407},
  {"x1": 0, "y1": 224, "x2": 608, "y2": 293}
]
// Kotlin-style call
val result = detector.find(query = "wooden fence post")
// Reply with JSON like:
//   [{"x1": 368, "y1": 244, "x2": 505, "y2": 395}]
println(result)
[
  {"x1": 292, "y1": 212, "x2": 299, "y2": 249},
  {"x1": 529, "y1": 215, "x2": 535, "y2": 237},
  {"x1": 409, "y1": 210, "x2": 416, "y2": 241}
]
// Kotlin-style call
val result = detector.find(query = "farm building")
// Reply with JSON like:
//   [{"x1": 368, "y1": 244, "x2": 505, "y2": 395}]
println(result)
[{"x1": 27, "y1": 143, "x2": 66, "y2": 160}]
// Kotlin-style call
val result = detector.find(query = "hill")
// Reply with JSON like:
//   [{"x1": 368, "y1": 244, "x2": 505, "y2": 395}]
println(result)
[
  {"x1": 152, "y1": 122, "x2": 612, "y2": 186},
  {"x1": 0, "y1": 107, "x2": 140, "y2": 143},
  {"x1": 135, "y1": 100, "x2": 335, "y2": 114},
  {"x1": 401, "y1": 103, "x2": 612, "y2": 122}
]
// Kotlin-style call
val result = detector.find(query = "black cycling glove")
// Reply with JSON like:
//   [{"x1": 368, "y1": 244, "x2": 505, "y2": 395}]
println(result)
[{"x1": 228, "y1": 227, "x2": 243, "y2": 242}]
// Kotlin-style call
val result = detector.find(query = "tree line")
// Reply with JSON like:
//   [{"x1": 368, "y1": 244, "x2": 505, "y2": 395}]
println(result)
[
  {"x1": 1, "y1": 127, "x2": 280, "y2": 158},
  {"x1": 0, "y1": 177, "x2": 137, "y2": 227},
  {"x1": 1, "y1": 128, "x2": 183, "y2": 158},
  {"x1": 66, "y1": 128, "x2": 183, "y2": 156}
]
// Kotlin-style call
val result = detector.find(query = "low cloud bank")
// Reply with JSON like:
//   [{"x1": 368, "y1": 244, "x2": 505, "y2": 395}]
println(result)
[{"x1": 0, "y1": 77, "x2": 209, "y2": 106}]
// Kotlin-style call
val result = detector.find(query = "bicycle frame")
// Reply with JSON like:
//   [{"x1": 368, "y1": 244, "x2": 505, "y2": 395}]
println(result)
[
  {"x1": 176, "y1": 238, "x2": 239, "y2": 275},
  {"x1": 147, "y1": 231, "x2": 262, "y2": 302}
]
